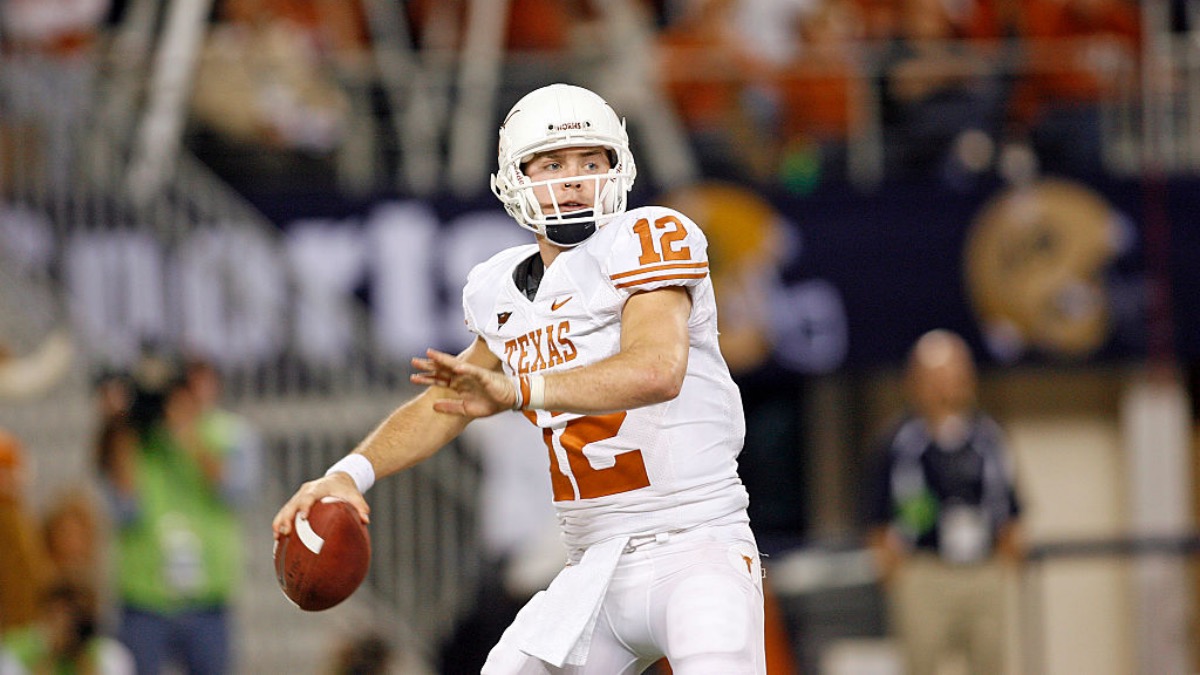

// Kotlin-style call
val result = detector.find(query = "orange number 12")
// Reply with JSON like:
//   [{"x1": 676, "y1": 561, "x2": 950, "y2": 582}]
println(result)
[
  {"x1": 530, "y1": 411, "x2": 651, "y2": 501},
  {"x1": 634, "y1": 215, "x2": 692, "y2": 265}
]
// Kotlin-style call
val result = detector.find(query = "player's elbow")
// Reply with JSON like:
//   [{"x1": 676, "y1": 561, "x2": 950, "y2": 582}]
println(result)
[{"x1": 638, "y1": 359, "x2": 686, "y2": 403}]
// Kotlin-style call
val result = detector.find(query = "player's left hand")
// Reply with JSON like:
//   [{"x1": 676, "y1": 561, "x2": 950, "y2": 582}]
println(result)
[{"x1": 411, "y1": 348, "x2": 517, "y2": 418}]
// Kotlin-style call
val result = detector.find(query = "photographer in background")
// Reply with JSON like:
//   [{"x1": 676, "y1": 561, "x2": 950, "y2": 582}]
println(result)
[{"x1": 97, "y1": 354, "x2": 258, "y2": 675}]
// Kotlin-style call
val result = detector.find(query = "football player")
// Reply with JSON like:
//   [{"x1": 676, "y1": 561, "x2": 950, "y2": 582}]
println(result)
[{"x1": 274, "y1": 83, "x2": 765, "y2": 674}]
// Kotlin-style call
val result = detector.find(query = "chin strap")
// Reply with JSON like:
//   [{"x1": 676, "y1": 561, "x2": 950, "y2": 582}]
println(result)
[
  {"x1": 543, "y1": 208, "x2": 599, "y2": 246},
  {"x1": 544, "y1": 220, "x2": 597, "y2": 246}
]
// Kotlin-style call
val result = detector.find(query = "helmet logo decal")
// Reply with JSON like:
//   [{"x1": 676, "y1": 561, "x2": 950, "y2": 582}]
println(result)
[{"x1": 549, "y1": 121, "x2": 591, "y2": 131}]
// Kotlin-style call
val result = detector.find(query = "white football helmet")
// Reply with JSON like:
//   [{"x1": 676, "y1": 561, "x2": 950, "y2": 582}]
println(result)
[{"x1": 491, "y1": 84, "x2": 637, "y2": 246}]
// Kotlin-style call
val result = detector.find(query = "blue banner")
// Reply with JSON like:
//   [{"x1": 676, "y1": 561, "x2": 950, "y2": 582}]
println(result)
[{"x1": 245, "y1": 174, "x2": 1180, "y2": 371}]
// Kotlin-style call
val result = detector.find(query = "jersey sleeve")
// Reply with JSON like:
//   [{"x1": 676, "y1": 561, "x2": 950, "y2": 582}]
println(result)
[
  {"x1": 604, "y1": 207, "x2": 710, "y2": 299},
  {"x1": 461, "y1": 264, "x2": 485, "y2": 336}
]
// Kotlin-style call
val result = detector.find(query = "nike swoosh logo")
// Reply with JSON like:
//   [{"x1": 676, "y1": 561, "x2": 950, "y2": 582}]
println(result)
[{"x1": 551, "y1": 296, "x2": 573, "y2": 311}]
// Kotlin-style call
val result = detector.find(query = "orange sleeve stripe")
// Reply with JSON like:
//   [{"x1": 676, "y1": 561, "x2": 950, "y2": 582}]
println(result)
[
  {"x1": 610, "y1": 261, "x2": 708, "y2": 281},
  {"x1": 613, "y1": 272, "x2": 708, "y2": 290},
  {"x1": 518, "y1": 375, "x2": 532, "y2": 410}
]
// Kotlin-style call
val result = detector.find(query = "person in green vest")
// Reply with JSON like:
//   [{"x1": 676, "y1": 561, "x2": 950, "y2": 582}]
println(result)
[{"x1": 99, "y1": 354, "x2": 259, "y2": 675}]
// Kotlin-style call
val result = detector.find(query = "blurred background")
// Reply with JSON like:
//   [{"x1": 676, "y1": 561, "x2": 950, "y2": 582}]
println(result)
[{"x1": 0, "y1": 0, "x2": 1198, "y2": 673}]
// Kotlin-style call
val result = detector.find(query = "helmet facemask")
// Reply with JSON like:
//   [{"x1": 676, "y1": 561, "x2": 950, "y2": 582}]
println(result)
[{"x1": 499, "y1": 160, "x2": 632, "y2": 246}]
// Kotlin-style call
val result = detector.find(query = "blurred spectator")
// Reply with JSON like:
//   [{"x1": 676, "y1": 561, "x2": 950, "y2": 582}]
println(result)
[
  {"x1": 0, "y1": 580, "x2": 135, "y2": 675},
  {"x1": 656, "y1": 0, "x2": 776, "y2": 180},
  {"x1": 191, "y1": 0, "x2": 360, "y2": 154},
  {"x1": 407, "y1": 0, "x2": 573, "y2": 52},
  {"x1": 732, "y1": 0, "x2": 809, "y2": 66},
  {"x1": 91, "y1": 367, "x2": 139, "y2": 513},
  {"x1": 92, "y1": 369, "x2": 134, "y2": 424},
  {"x1": 503, "y1": 0, "x2": 573, "y2": 52},
  {"x1": 42, "y1": 489, "x2": 106, "y2": 601},
  {"x1": 0, "y1": 428, "x2": 54, "y2": 633},
  {"x1": 0, "y1": 0, "x2": 110, "y2": 188},
  {"x1": 879, "y1": 0, "x2": 1004, "y2": 183},
  {"x1": 954, "y1": 0, "x2": 1024, "y2": 40},
  {"x1": 864, "y1": 330, "x2": 1024, "y2": 675},
  {"x1": 1010, "y1": 0, "x2": 1141, "y2": 176},
  {"x1": 852, "y1": 0, "x2": 901, "y2": 41},
  {"x1": 94, "y1": 414, "x2": 139, "y2": 517},
  {"x1": 98, "y1": 354, "x2": 258, "y2": 675},
  {"x1": 328, "y1": 632, "x2": 393, "y2": 675},
  {"x1": 777, "y1": 0, "x2": 866, "y2": 191},
  {"x1": 247, "y1": 0, "x2": 372, "y2": 67},
  {"x1": 0, "y1": 0, "x2": 109, "y2": 55}
]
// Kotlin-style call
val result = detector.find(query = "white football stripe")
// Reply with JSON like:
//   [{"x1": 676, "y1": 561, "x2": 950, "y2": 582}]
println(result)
[{"x1": 295, "y1": 513, "x2": 325, "y2": 554}]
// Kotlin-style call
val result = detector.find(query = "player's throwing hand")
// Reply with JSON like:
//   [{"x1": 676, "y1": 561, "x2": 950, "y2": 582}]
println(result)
[{"x1": 272, "y1": 472, "x2": 370, "y2": 539}]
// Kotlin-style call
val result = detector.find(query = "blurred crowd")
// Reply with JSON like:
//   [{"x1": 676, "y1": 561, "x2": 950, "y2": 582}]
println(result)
[
  {"x1": 0, "y1": 0, "x2": 1154, "y2": 197},
  {"x1": 0, "y1": 353, "x2": 265, "y2": 674},
  {"x1": 655, "y1": 0, "x2": 1143, "y2": 188}
]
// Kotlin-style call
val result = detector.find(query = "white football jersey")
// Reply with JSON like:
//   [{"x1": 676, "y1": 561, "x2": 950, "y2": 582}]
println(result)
[{"x1": 463, "y1": 206, "x2": 750, "y2": 549}]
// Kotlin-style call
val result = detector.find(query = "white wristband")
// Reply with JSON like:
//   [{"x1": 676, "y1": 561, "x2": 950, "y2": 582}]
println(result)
[
  {"x1": 510, "y1": 374, "x2": 546, "y2": 410},
  {"x1": 325, "y1": 454, "x2": 375, "y2": 494},
  {"x1": 510, "y1": 375, "x2": 526, "y2": 410},
  {"x1": 527, "y1": 374, "x2": 546, "y2": 410}
]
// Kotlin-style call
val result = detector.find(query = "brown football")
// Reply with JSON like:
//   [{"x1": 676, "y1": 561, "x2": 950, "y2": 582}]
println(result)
[{"x1": 274, "y1": 497, "x2": 371, "y2": 611}]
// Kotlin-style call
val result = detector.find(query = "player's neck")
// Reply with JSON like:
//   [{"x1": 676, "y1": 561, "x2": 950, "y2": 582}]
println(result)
[{"x1": 536, "y1": 237, "x2": 565, "y2": 268}]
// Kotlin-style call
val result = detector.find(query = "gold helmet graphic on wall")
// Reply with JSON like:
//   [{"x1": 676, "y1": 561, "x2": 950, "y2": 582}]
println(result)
[{"x1": 965, "y1": 179, "x2": 1128, "y2": 362}]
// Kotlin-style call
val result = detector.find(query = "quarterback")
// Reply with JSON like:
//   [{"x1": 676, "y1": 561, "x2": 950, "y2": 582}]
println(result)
[{"x1": 273, "y1": 84, "x2": 765, "y2": 674}]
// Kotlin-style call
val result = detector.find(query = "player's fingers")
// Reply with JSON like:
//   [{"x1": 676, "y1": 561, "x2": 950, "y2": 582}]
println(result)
[
  {"x1": 412, "y1": 355, "x2": 450, "y2": 372},
  {"x1": 343, "y1": 493, "x2": 371, "y2": 524},
  {"x1": 425, "y1": 348, "x2": 461, "y2": 369},
  {"x1": 273, "y1": 499, "x2": 300, "y2": 536},
  {"x1": 413, "y1": 355, "x2": 458, "y2": 386},
  {"x1": 271, "y1": 509, "x2": 290, "y2": 538},
  {"x1": 410, "y1": 373, "x2": 448, "y2": 387},
  {"x1": 273, "y1": 493, "x2": 314, "y2": 537}
]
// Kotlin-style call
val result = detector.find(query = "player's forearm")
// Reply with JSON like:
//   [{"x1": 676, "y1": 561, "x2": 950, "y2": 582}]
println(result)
[
  {"x1": 350, "y1": 386, "x2": 471, "y2": 478},
  {"x1": 537, "y1": 343, "x2": 687, "y2": 415}
]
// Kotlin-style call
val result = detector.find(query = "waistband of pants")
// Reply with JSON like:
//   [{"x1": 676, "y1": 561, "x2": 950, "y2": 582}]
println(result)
[{"x1": 601, "y1": 513, "x2": 753, "y2": 558}]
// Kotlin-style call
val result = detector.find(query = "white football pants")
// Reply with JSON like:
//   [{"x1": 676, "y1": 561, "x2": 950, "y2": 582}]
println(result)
[{"x1": 481, "y1": 521, "x2": 766, "y2": 675}]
